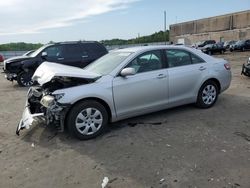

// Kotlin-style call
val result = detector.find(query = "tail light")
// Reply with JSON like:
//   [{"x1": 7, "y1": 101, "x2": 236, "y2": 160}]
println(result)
[{"x1": 224, "y1": 63, "x2": 231, "y2": 70}]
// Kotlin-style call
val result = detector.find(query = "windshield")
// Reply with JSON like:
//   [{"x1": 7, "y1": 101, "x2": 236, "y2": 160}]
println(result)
[
  {"x1": 30, "y1": 44, "x2": 51, "y2": 57},
  {"x1": 85, "y1": 51, "x2": 132, "y2": 75}
]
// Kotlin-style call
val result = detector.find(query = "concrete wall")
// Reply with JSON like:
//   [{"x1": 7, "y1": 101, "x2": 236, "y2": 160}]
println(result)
[{"x1": 170, "y1": 10, "x2": 250, "y2": 44}]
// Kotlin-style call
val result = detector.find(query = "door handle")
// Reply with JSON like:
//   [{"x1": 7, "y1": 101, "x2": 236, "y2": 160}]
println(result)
[
  {"x1": 199, "y1": 66, "x2": 206, "y2": 71},
  {"x1": 58, "y1": 57, "x2": 64, "y2": 60},
  {"x1": 156, "y1": 74, "x2": 167, "y2": 79},
  {"x1": 82, "y1": 55, "x2": 88, "y2": 58}
]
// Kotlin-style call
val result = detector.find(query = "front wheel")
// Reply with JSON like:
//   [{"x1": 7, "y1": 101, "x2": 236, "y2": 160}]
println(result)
[
  {"x1": 17, "y1": 71, "x2": 34, "y2": 87},
  {"x1": 196, "y1": 80, "x2": 219, "y2": 108},
  {"x1": 66, "y1": 100, "x2": 108, "y2": 140}
]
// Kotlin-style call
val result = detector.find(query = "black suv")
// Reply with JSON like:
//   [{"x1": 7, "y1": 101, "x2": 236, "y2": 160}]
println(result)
[
  {"x1": 3, "y1": 41, "x2": 108, "y2": 86},
  {"x1": 201, "y1": 42, "x2": 226, "y2": 55},
  {"x1": 197, "y1": 40, "x2": 216, "y2": 48}
]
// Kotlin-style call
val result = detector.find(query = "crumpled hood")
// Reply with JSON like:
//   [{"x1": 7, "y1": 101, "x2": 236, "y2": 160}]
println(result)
[
  {"x1": 5, "y1": 56, "x2": 32, "y2": 63},
  {"x1": 32, "y1": 62, "x2": 101, "y2": 85}
]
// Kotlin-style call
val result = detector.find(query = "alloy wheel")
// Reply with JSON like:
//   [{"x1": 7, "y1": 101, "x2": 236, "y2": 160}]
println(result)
[
  {"x1": 75, "y1": 108, "x2": 103, "y2": 135},
  {"x1": 202, "y1": 85, "x2": 217, "y2": 105}
]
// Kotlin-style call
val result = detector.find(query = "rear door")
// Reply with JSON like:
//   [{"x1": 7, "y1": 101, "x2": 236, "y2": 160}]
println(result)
[
  {"x1": 84, "y1": 43, "x2": 108, "y2": 65},
  {"x1": 113, "y1": 50, "x2": 169, "y2": 118},
  {"x1": 165, "y1": 49, "x2": 208, "y2": 105},
  {"x1": 63, "y1": 44, "x2": 84, "y2": 67}
]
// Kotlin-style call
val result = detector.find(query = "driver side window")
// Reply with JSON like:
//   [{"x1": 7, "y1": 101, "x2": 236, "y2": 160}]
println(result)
[
  {"x1": 44, "y1": 46, "x2": 64, "y2": 58},
  {"x1": 126, "y1": 50, "x2": 163, "y2": 73}
]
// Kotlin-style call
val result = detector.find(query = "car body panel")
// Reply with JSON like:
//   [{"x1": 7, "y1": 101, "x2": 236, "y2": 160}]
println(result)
[
  {"x1": 17, "y1": 46, "x2": 232, "y2": 135},
  {"x1": 32, "y1": 62, "x2": 101, "y2": 85},
  {"x1": 112, "y1": 69, "x2": 169, "y2": 118}
]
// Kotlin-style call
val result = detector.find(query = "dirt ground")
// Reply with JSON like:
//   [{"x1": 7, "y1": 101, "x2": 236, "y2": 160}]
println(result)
[{"x1": 0, "y1": 51, "x2": 250, "y2": 188}]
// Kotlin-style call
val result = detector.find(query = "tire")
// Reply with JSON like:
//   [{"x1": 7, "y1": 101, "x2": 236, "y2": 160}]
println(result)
[
  {"x1": 17, "y1": 71, "x2": 34, "y2": 87},
  {"x1": 66, "y1": 100, "x2": 108, "y2": 140},
  {"x1": 196, "y1": 80, "x2": 219, "y2": 108}
]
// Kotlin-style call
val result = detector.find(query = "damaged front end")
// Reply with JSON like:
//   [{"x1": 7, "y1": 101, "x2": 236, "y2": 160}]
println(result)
[{"x1": 16, "y1": 76, "x2": 97, "y2": 135}]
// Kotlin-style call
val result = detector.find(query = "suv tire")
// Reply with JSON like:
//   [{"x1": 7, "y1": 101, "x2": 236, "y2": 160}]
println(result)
[{"x1": 17, "y1": 71, "x2": 34, "y2": 87}]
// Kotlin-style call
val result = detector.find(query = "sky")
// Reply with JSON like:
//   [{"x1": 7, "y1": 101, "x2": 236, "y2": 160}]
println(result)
[{"x1": 0, "y1": 0, "x2": 249, "y2": 44}]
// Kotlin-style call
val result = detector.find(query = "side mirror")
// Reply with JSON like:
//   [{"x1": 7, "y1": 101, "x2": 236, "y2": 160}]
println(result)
[
  {"x1": 41, "y1": 52, "x2": 47, "y2": 59},
  {"x1": 120, "y1": 67, "x2": 136, "y2": 77}
]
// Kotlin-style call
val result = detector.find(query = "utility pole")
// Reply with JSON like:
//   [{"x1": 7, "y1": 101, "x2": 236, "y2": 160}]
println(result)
[{"x1": 164, "y1": 10, "x2": 167, "y2": 45}]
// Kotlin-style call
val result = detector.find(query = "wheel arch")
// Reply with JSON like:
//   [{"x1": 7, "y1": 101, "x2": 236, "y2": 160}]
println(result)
[
  {"x1": 200, "y1": 78, "x2": 221, "y2": 93},
  {"x1": 64, "y1": 97, "x2": 112, "y2": 126}
]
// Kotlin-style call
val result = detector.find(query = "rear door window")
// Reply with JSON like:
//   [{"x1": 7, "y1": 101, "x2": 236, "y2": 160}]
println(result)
[
  {"x1": 65, "y1": 44, "x2": 85, "y2": 58},
  {"x1": 84, "y1": 43, "x2": 107, "y2": 59},
  {"x1": 165, "y1": 49, "x2": 204, "y2": 68}
]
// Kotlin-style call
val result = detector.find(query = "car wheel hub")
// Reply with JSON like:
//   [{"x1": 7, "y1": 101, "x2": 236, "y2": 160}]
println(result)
[
  {"x1": 75, "y1": 108, "x2": 103, "y2": 135},
  {"x1": 202, "y1": 85, "x2": 216, "y2": 105}
]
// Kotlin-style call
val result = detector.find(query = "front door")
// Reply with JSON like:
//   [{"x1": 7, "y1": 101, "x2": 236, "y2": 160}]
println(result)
[{"x1": 112, "y1": 50, "x2": 168, "y2": 118}]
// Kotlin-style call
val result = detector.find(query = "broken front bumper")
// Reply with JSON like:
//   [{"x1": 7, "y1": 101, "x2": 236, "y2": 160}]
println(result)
[
  {"x1": 16, "y1": 102, "x2": 44, "y2": 135},
  {"x1": 241, "y1": 63, "x2": 250, "y2": 77},
  {"x1": 16, "y1": 87, "x2": 70, "y2": 135}
]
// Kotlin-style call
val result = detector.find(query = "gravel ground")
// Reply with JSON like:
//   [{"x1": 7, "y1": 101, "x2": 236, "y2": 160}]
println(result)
[{"x1": 0, "y1": 51, "x2": 250, "y2": 188}]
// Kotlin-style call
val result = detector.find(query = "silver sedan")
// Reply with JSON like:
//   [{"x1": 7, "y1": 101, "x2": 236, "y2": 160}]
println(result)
[{"x1": 17, "y1": 46, "x2": 231, "y2": 140}]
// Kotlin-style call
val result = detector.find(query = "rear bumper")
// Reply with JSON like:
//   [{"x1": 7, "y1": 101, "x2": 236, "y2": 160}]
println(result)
[{"x1": 241, "y1": 64, "x2": 250, "y2": 77}]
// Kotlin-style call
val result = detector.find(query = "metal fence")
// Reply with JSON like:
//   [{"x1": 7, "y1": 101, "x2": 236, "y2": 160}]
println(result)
[
  {"x1": 0, "y1": 42, "x2": 170, "y2": 60},
  {"x1": 0, "y1": 51, "x2": 27, "y2": 59}
]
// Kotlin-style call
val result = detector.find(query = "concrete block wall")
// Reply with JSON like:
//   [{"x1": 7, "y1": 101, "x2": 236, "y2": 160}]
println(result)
[{"x1": 170, "y1": 10, "x2": 250, "y2": 44}]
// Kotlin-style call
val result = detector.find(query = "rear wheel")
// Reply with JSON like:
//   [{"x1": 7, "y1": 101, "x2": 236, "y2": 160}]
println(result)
[
  {"x1": 196, "y1": 80, "x2": 219, "y2": 108},
  {"x1": 66, "y1": 100, "x2": 108, "y2": 140},
  {"x1": 17, "y1": 71, "x2": 34, "y2": 87}
]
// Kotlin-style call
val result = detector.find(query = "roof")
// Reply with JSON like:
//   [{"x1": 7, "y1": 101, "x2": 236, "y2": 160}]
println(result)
[{"x1": 113, "y1": 45, "x2": 216, "y2": 62}]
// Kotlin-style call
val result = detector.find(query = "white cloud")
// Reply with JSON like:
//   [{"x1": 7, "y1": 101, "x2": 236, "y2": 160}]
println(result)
[{"x1": 0, "y1": 0, "x2": 138, "y2": 36}]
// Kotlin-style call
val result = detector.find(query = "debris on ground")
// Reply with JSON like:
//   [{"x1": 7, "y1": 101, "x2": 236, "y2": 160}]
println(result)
[
  {"x1": 234, "y1": 132, "x2": 250, "y2": 141},
  {"x1": 109, "y1": 177, "x2": 118, "y2": 184},
  {"x1": 101, "y1": 177, "x2": 109, "y2": 188},
  {"x1": 31, "y1": 143, "x2": 35, "y2": 147}
]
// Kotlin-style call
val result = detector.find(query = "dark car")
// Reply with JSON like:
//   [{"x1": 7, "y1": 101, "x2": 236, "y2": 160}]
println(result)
[
  {"x1": 223, "y1": 40, "x2": 236, "y2": 50},
  {"x1": 3, "y1": 41, "x2": 108, "y2": 86},
  {"x1": 201, "y1": 43, "x2": 226, "y2": 55},
  {"x1": 241, "y1": 57, "x2": 250, "y2": 77},
  {"x1": 197, "y1": 40, "x2": 216, "y2": 48},
  {"x1": 230, "y1": 40, "x2": 250, "y2": 52},
  {"x1": 0, "y1": 54, "x2": 4, "y2": 62}
]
